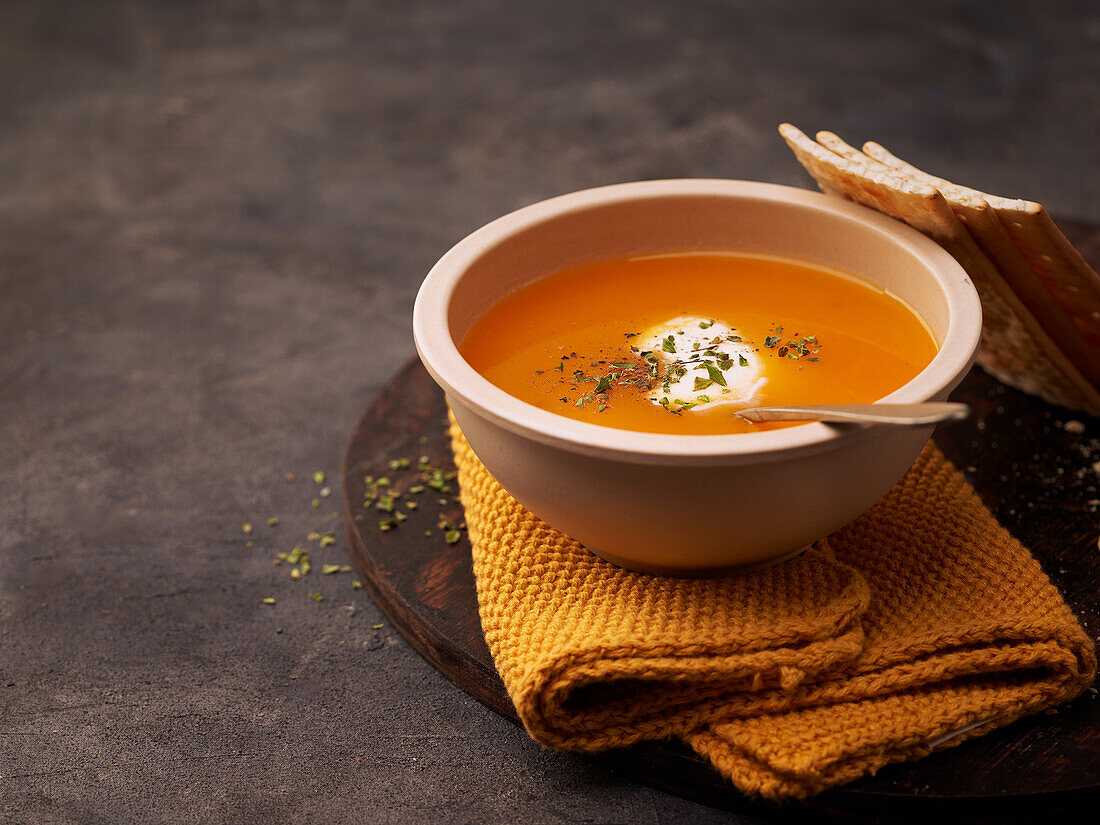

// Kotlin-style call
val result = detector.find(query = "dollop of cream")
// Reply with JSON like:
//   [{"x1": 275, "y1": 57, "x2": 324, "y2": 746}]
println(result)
[{"x1": 636, "y1": 316, "x2": 766, "y2": 410}]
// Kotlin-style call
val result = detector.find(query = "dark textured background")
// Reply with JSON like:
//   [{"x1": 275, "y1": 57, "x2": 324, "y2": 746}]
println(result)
[{"x1": 2, "y1": 1, "x2": 1097, "y2": 823}]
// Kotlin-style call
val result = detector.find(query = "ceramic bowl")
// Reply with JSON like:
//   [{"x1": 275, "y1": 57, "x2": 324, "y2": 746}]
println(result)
[{"x1": 413, "y1": 179, "x2": 981, "y2": 575}]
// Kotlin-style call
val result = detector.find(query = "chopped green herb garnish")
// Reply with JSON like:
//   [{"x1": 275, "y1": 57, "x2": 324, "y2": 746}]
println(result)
[
  {"x1": 312, "y1": 471, "x2": 325, "y2": 484},
  {"x1": 704, "y1": 362, "x2": 727, "y2": 387},
  {"x1": 262, "y1": 597, "x2": 276, "y2": 605},
  {"x1": 310, "y1": 592, "x2": 324, "y2": 602},
  {"x1": 661, "y1": 335, "x2": 676, "y2": 353},
  {"x1": 699, "y1": 319, "x2": 714, "y2": 329},
  {"x1": 764, "y1": 336, "x2": 780, "y2": 348},
  {"x1": 352, "y1": 580, "x2": 362, "y2": 590},
  {"x1": 594, "y1": 376, "x2": 613, "y2": 393},
  {"x1": 322, "y1": 564, "x2": 342, "y2": 575},
  {"x1": 372, "y1": 623, "x2": 384, "y2": 629},
  {"x1": 610, "y1": 361, "x2": 635, "y2": 369},
  {"x1": 267, "y1": 517, "x2": 279, "y2": 527},
  {"x1": 738, "y1": 354, "x2": 748, "y2": 367},
  {"x1": 556, "y1": 360, "x2": 564, "y2": 372},
  {"x1": 388, "y1": 458, "x2": 410, "y2": 470},
  {"x1": 694, "y1": 376, "x2": 713, "y2": 392},
  {"x1": 697, "y1": 395, "x2": 711, "y2": 404},
  {"x1": 445, "y1": 530, "x2": 461, "y2": 545}
]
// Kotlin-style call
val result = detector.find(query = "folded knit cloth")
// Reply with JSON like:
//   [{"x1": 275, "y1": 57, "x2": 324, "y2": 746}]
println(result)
[{"x1": 449, "y1": 422, "x2": 1096, "y2": 800}]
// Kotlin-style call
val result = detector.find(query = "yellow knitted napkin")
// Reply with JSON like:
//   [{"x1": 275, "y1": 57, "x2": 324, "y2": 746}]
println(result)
[{"x1": 450, "y1": 423, "x2": 1096, "y2": 800}]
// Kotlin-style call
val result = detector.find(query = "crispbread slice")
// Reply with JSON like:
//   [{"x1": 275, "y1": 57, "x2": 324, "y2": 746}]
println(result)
[
  {"x1": 778, "y1": 123, "x2": 1100, "y2": 414},
  {"x1": 862, "y1": 142, "x2": 1100, "y2": 360},
  {"x1": 815, "y1": 131, "x2": 892, "y2": 170},
  {"x1": 857, "y1": 141, "x2": 1100, "y2": 391}
]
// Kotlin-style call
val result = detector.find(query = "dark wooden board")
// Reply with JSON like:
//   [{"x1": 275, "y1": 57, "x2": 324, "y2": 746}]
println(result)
[{"x1": 343, "y1": 220, "x2": 1100, "y2": 823}]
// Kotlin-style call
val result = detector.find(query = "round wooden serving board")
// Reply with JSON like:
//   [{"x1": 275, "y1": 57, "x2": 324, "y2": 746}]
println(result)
[{"x1": 343, "y1": 221, "x2": 1100, "y2": 822}]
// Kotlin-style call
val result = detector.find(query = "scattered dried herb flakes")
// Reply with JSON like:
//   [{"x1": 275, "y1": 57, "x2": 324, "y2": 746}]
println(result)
[{"x1": 310, "y1": 592, "x2": 324, "y2": 602}]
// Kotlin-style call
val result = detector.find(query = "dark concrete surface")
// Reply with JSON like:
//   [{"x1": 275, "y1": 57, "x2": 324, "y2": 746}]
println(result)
[{"x1": 1, "y1": 1, "x2": 1097, "y2": 823}]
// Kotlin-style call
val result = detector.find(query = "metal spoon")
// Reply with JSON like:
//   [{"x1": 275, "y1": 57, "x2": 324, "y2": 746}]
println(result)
[{"x1": 733, "y1": 402, "x2": 970, "y2": 426}]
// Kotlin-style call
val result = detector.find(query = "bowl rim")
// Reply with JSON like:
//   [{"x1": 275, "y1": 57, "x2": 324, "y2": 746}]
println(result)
[{"x1": 413, "y1": 179, "x2": 981, "y2": 466}]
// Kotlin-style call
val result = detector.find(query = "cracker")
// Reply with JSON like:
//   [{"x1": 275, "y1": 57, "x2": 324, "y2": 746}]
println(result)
[
  {"x1": 778, "y1": 124, "x2": 1100, "y2": 414},
  {"x1": 863, "y1": 142, "x2": 1100, "y2": 362},
  {"x1": 815, "y1": 131, "x2": 891, "y2": 170},
  {"x1": 860, "y1": 141, "x2": 1100, "y2": 391}
]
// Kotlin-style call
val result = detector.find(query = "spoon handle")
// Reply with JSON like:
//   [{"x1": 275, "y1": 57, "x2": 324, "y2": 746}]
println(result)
[{"x1": 734, "y1": 402, "x2": 970, "y2": 426}]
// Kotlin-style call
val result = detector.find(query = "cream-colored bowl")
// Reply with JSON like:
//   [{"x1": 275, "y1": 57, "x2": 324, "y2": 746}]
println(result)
[{"x1": 413, "y1": 180, "x2": 981, "y2": 575}]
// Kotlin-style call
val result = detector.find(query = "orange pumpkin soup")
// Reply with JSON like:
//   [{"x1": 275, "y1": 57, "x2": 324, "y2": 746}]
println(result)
[{"x1": 459, "y1": 252, "x2": 938, "y2": 435}]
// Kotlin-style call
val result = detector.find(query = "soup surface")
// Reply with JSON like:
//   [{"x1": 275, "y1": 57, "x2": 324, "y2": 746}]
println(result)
[{"x1": 460, "y1": 252, "x2": 938, "y2": 435}]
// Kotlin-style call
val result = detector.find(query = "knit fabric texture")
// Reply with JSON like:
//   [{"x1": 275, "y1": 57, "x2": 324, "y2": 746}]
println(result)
[{"x1": 449, "y1": 422, "x2": 1096, "y2": 800}]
